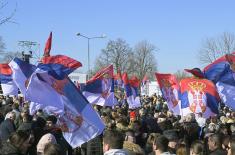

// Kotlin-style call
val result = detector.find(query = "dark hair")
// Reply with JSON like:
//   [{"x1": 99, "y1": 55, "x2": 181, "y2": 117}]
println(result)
[
  {"x1": 44, "y1": 143, "x2": 64, "y2": 155},
  {"x1": 46, "y1": 115, "x2": 57, "y2": 124},
  {"x1": 153, "y1": 135, "x2": 169, "y2": 152},
  {"x1": 209, "y1": 133, "x2": 222, "y2": 148},
  {"x1": 12, "y1": 103, "x2": 19, "y2": 110},
  {"x1": 190, "y1": 140, "x2": 205, "y2": 155},
  {"x1": 22, "y1": 113, "x2": 33, "y2": 122},
  {"x1": 163, "y1": 130, "x2": 179, "y2": 141},
  {"x1": 34, "y1": 116, "x2": 46, "y2": 128},
  {"x1": 103, "y1": 130, "x2": 124, "y2": 149}
]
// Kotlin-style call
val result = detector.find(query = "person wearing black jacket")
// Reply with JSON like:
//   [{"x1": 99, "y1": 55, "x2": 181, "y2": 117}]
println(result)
[
  {"x1": 208, "y1": 133, "x2": 227, "y2": 155},
  {"x1": 0, "y1": 111, "x2": 16, "y2": 142}
]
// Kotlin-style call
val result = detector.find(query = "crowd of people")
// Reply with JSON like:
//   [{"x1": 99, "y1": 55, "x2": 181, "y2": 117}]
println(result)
[{"x1": 0, "y1": 94, "x2": 234, "y2": 155}]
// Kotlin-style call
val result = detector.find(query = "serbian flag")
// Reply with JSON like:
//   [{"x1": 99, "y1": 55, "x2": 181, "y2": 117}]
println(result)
[
  {"x1": 155, "y1": 73, "x2": 180, "y2": 115},
  {"x1": 9, "y1": 58, "x2": 36, "y2": 95},
  {"x1": 114, "y1": 70, "x2": 123, "y2": 89},
  {"x1": 43, "y1": 32, "x2": 52, "y2": 57},
  {"x1": 180, "y1": 78, "x2": 219, "y2": 118},
  {"x1": 213, "y1": 54, "x2": 235, "y2": 110},
  {"x1": 203, "y1": 54, "x2": 232, "y2": 83},
  {"x1": 39, "y1": 55, "x2": 82, "y2": 80},
  {"x1": 0, "y1": 64, "x2": 18, "y2": 95},
  {"x1": 141, "y1": 75, "x2": 149, "y2": 95},
  {"x1": 25, "y1": 67, "x2": 105, "y2": 148},
  {"x1": 122, "y1": 73, "x2": 141, "y2": 109},
  {"x1": 82, "y1": 65, "x2": 118, "y2": 106}
]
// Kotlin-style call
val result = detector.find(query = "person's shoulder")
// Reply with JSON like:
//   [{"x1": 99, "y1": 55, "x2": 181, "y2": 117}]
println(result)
[
  {"x1": 104, "y1": 149, "x2": 128, "y2": 155},
  {"x1": 123, "y1": 141, "x2": 144, "y2": 154}
]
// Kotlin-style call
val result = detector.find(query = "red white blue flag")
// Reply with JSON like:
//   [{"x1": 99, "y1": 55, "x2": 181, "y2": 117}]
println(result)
[
  {"x1": 180, "y1": 78, "x2": 219, "y2": 118},
  {"x1": 9, "y1": 58, "x2": 36, "y2": 95},
  {"x1": 0, "y1": 64, "x2": 18, "y2": 95},
  {"x1": 155, "y1": 73, "x2": 180, "y2": 115},
  {"x1": 40, "y1": 55, "x2": 82, "y2": 80},
  {"x1": 25, "y1": 60, "x2": 104, "y2": 148},
  {"x1": 206, "y1": 54, "x2": 235, "y2": 110},
  {"x1": 141, "y1": 75, "x2": 149, "y2": 95},
  {"x1": 122, "y1": 73, "x2": 141, "y2": 109},
  {"x1": 83, "y1": 65, "x2": 118, "y2": 107}
]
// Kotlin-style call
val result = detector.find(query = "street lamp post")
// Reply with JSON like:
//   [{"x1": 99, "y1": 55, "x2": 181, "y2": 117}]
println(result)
[{"x1": 76, "y1": 33, "x2": 106, "y2": 79}]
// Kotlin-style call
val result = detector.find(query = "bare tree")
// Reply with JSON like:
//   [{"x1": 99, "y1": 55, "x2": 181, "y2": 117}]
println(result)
[
  {"x1": 0, "y1": 0, "x2": 17, "y2": 25},
  {"x1": 199, "y1": 32, "x2": 235, "y2": 64},
  {"x1": 174, "y1": 70, "x2": 190, "y2": 81},
  {"x1": 94, "y1": 38, "x2": 133, "y2": 73},
  {"x1": 133, "y1": 40, "x2": 157, "y2": 80},
  {"x1": 0, "y1": 51, "x2": 22, "y2": 63},
  {"x1": 0, "y1": 36, "x2": 5, "y2": 53}
]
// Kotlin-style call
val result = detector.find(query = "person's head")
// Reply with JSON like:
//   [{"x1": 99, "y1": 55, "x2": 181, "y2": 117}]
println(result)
[
  {"x1": 35, "y1": 116, "x2": 46, "y2": 129},
  {"x1": 230, "y1": 124, "x2": 235, "y2": 134},
  {"x1": 219, "y1": 125, "x2": 228, "y2": 135},
  {"x1": 125, "y1": 130, "x2": 136, "y2": 143},
  {"x1": 37, "y1": 133, "x2": 57, "y2": 153},
  {"x1": 44, "y1": 143, "x2": 64, "y2": 155},
  {"x1": 210, "y1": 116, "x2": 217, "y2": 124},
  {"x1": 139, "y1": 108, "x2": 146, "y2": 117},
  {"x1": 147, "y1": 133, "x2": 161, "y2": 145},
  {"x1": 130, "y1": 120, "x2": 141, "y2": 132},
  {"x1": 190, "y1": 140, "x2": 204, "y2": 155},
  {"x1": 198, "y1": 112, "x2": 203, "y2": 117},
  {"x1": 9, "y1": 131, "x2": 31, "y2": 154},
  {"x1": 153, "y1": 135, "x2": 169, "y2": 153},
  {"x1": 227, "y1": 138, "x2": 235, "y2": 155},
  {"x1": 21, "y1": 108, "x2": 29, "y2": 117},
  {"x1": 5, "y1": 111, "x2": 16, "y2": 121},
  {"x1": 176, "y1": 144, "x2": 187, "y2": 155},
  {"x1": 22, "y1": 113, "x2": 32, "y2": 123},
  {"x1": 103, "y1": 130, "x2": 124, "y2": 153},
  {"x1": 130, "y1": 111, "x2": 137, "y2": 122},
  {"x1": 208, "y1": 133, "x2": 222, "y2": 151},
  {"x1": 12, "y1": 103, "x2": 19, "y2": 110},
  {"x1": 46, "y1": 115, "x2": 57, "y2": 129},
  {"x1": 163, "y1": 130, "x2": 179, "y2": 149}
]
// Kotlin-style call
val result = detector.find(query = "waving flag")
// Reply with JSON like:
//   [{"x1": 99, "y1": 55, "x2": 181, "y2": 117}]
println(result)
[
  {"x1": 9, "y1": 58, "x2": 36, "y2": 95},
  {"x1": 0, "y1": 64, "x2": 18, "y2": 95},
  {"x1": 180, "y1": 78, "x2": 219, "y2": 118},
  {"x1": 114, "y1": 70, "x2": 123, "y2": 89},
  {"x1": 155, "y1": 73, "x2": 180, "y2": 115},
  {"x1": 44, "y1": 32, "x2": 52, "y2": 57},
  {"x1": 141, "y1": 75, "x2": 149, "y2": 95},
  {"x1": 25, "y1": 67, "x2": 105, "y2": 148},
  {"x1": 203, "y1": 54, "x2": 231, "y2": 83},
  {"x1": 122, "y1": 73, "x2": 141, "y2": 109},
  {"x1": 211, "y1": 54, "x2": 235, "y2": 110},
  {"x1": 39, "y1": 55, "x2": 82, "y2": 80},
  {"x1": 83, "y1": 65, "x2": 118, "y2": 106},
  {"x1": 202, "y1": 53, "x2": 235, "y2": 110},
  {"x1": 184, "y1": 68, "x2": 204, "y2": 78}
]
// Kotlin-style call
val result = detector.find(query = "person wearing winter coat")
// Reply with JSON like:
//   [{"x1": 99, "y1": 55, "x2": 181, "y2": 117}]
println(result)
[
  {"x1": 0, "y1": 111, "x2": 16, "y2": 142},
  {"x1": 103, "y1": 130, "x2": 128, "y2": 155},
  {"x1": 123, "y1": 130, "x2": 145, "y2": 155},
  {"x1": 0, "y1": 130, "x2": 31, "y2": 155}
]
